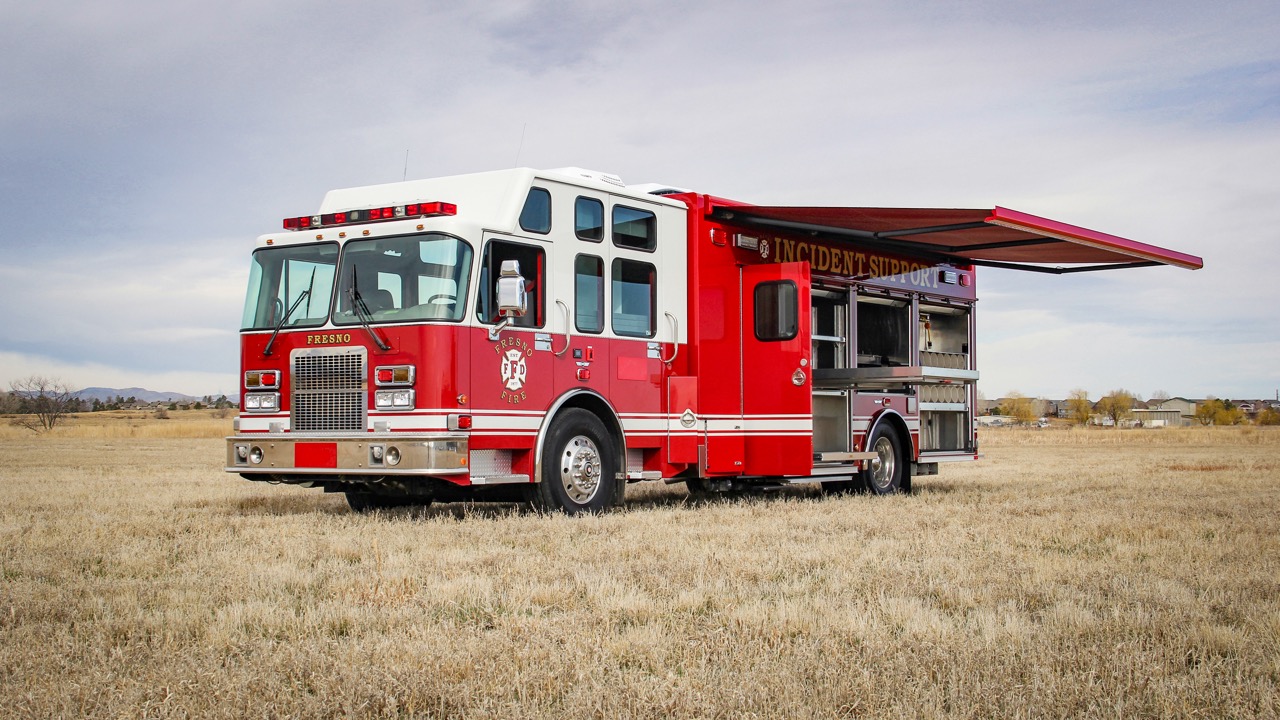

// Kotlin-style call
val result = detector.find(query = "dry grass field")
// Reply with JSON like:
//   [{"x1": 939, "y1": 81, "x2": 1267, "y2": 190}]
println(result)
[{"x1": 1, "y1": 419, "x2": 1278, "y2": 718}]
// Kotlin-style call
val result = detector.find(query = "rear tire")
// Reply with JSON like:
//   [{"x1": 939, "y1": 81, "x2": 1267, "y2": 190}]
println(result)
[
  {"x1": 861, "y1": 424, "x2": 906, "y2": 494},
  {"x1": 531, "y1": 409, "x2": 621, "y2": 514},
  {"x1": 685, "y1": 477, "x2": 716, "y2": 498}
]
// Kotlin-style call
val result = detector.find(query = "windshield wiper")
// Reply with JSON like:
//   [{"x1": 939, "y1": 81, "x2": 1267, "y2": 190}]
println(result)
[
  {"x1": 263, "y1": 269, "x2": 316, "y2": 357},
  {"x1": 348, "y1": 266, "x2": 391, "y2": 351}
]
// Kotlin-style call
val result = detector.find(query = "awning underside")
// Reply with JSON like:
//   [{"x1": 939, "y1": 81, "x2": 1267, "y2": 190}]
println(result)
[{"x1": 708, "y1": 205, "x2": 1202, "y2": 273}]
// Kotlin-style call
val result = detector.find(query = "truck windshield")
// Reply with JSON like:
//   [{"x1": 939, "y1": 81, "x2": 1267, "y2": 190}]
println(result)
[
  {"x1": 333, "y1": 233, "x2": 473, "y2": 325},
  {"x1": 241, "y1": 243, "x2": 338, "y2": 331}
]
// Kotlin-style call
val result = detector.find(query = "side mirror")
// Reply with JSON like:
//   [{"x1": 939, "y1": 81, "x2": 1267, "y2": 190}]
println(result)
[
  {"x1": 496, "y1": 260, "x2": 527, "y2": 317},
  {"x1": 489, "y1": 260, "x2": 527, "y2": 341}
]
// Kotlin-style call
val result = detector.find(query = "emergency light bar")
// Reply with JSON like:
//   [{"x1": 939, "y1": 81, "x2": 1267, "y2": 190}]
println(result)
[{"x1": 283, "y1": 201, "x2": 456, "y2": 230}]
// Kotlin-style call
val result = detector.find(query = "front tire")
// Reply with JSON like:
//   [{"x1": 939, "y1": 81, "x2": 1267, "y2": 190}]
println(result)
[
  {"x1": 532, "y1": 409, "x2": 621, "y2": 514},
  {"x1": 861, "y1": 424, "x2": 906, "y2": 494}
]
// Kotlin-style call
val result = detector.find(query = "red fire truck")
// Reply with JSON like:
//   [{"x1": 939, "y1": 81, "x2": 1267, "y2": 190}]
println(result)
[{"x1": 226, "y1": 167, "x2": 1202, "y2": 513}]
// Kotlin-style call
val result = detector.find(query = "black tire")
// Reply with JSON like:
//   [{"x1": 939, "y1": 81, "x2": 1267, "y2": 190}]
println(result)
[
  {"x1": 345, "y1": 491, "x2": 432, "y2": 513},
  {"x1": 860, "y1": 423, "x2": 906, "y2": 494},
  {"x1": 531, "y1": 409, "x2": 621, "y2": 514},
  {"x1": 686, "y1": 477, "x2": 716, "y2": 498}
]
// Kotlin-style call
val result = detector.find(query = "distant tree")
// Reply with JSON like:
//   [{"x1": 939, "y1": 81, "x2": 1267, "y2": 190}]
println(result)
[
  {"x1": 91, "y1": 398, "x2": 104, "y2": 412},
  {"x1": 0, "y1": 391, "x2": 19, "y2": 414},
  {"x1": 1196, "y1": 398, "x2": 1223, "y2": 426},
  {"x1": 1067, "y1": 389, "x2": 1092, "y2": 426},
  {"x1": 155, "y1": 407, "x2": 170, "y2": 420},
  {"x1": 1150, "y1": 389, "x2": 1171, "y2": 408},
  {"x1": 1096, "y1": 389, "x2": 1136, "y2": 428},
  {"x1": 9, "y1": 375, "x2": 79, "y2": 433},
  {"x1": 1215, "y1": 403, "x2": 1245, "y2": 426},
  {"x1": 1257, "y1": 408, "x2": 1280, "y2": 426},
  {"x1": 1003, "y1": 391, "x2": 1037, "y2": 425},
  {"x1": 168, "y1": 402, "x2": 178, "y2": 411}
]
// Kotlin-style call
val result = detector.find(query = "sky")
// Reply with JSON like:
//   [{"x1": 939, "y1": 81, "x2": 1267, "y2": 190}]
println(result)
[{"x1": 1, "y1": 0, "x2": 1277, "y2": 402}]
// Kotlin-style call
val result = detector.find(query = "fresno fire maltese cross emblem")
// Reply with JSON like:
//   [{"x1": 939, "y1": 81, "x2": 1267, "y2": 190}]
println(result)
[{"x1": 500, "y1": 348, "x2": 527, "y2": 391}]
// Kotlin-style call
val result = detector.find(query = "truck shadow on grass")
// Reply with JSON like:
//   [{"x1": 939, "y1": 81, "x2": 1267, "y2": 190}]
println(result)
[{"x1": 225, "y1": 478, "x2": 963, "y2": 520}]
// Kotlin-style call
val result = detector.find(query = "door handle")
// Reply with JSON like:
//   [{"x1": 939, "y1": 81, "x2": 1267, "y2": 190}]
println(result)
[
  {"x1": 659, "y1": 312, "x2": 679, "y2": 364},
  {"x1": 554, "y1": 300, "x2": 571, "y2": 357}
]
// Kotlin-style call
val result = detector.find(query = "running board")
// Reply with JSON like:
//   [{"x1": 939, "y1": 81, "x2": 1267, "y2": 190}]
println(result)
[
  {"x1": 469, "y1": 474, "x2": 530, "y2": 485},
  {"x1": 813, "y1": 451, "x2": 877, "y2": 463},
  {"x1": 917, "y1": 451, "x2": 978, "y2": 463}
]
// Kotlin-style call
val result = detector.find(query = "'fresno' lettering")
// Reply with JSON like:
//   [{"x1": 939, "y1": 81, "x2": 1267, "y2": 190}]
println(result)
[
  {"x1": 492, "y1": 336, "x2": 535, "y2": 357},
  {"x1": 306, "y1": 333, "x2": 353, "y2": 345}
]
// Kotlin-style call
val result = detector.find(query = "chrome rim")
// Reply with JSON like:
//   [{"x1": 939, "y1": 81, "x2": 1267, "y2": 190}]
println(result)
[
  {"x1": 869, "y1": 435, "x2": 896, "y2": 490},
  {"x1": 559, "y1": 435, "x2": 602, "y2": 504}
]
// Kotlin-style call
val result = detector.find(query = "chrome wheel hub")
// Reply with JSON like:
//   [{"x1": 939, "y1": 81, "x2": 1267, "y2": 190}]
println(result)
[
  {"x1": 560, "y1": 435, "x2": 602, "y2": 503},
  {"x1": 869, "y1": 436, "x2": 895, "y2": 490}
]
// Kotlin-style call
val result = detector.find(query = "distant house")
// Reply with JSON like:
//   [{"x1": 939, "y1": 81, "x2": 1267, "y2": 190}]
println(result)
[
  {"x1": 1132, "y1": 408, "x2": 1182, "y2": 428},
  {"x1": 1152, "y1": 397, "x2": 1198, "y2": 426}
]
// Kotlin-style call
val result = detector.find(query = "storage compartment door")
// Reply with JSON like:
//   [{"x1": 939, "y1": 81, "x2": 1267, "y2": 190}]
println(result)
[{"x1": 742, "y1": 262, "x2": 812, "y2": 475}]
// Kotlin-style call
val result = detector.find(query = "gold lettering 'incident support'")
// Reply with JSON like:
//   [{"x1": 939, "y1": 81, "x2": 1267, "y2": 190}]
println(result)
[{"x1": 772, "y1": 237, "x2": 940, "y2": 290}]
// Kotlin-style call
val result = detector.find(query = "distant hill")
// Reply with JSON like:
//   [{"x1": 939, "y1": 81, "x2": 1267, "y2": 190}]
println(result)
[{"x1": 76, "y1": 387, "x2": 204, "y2": 403}]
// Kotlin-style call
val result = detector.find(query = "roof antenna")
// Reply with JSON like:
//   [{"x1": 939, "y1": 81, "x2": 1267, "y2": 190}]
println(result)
[
  {"x1": 514, "y1": 123, "x2": 527, "y2": 167},
  {"x1": 403, "y1": 149, "x2": 409, "y2": 181}
]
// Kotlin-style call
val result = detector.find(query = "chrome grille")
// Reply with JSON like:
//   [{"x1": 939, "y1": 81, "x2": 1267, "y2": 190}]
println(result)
[{"x1": 291, "y1": 347, "x2": 367, "y2": 432}]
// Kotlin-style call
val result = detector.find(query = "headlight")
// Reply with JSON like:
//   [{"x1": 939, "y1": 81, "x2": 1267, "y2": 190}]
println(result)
[
  {"x1": 375, "y1": 389, "x2": 414, "y2": 410},
  {"x1": 245, "y1": 392, "x2": 280, "y2": 412}
]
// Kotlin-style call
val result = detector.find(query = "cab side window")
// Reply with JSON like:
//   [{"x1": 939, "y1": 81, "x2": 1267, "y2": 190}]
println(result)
[
  {"x1": 477, "y1": 240, "x2": 545, "y2": 328},
  {"x1": 612, "y1": 205, "x2": 656, "y2": 251},
  {"x1": 575, "y1": 197, "x2": 604, "y2": 242},
  {"x1": 519, "y1": 188, "x2": 552, "y2": 234},
  {"x1": 611, "y1": 258, "x2": 656, "y2": 337},
  {"x1": 574, "y1": 254, "x2": 604, "y2": 333}
]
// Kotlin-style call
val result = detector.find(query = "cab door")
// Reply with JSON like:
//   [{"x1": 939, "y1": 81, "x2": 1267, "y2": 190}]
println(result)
[{"x1": 742, "y1": 262, "x2": 812, "y2": 475}]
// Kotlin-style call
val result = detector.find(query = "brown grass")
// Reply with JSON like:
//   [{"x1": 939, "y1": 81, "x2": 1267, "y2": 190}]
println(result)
[
  {"x1": 0, "y1": 409, "x2": 233, "y2": 440},
  {"x1": 1, "y1": 426, "x2": 1277, "y2": 718}
]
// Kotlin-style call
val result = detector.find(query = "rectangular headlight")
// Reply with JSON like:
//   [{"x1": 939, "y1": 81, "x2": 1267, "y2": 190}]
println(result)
[
  {"x1": 375, "y1": 389, "x2": 414, "y2": 410},
  {"x1": 245, "y1": 392, "x2": 279, "y2": 412}
]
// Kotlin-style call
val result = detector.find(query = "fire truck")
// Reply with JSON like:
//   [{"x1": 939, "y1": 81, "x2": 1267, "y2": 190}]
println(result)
[{"x1": 226, "y1": 167, "x2": 1202, "y2": 513}]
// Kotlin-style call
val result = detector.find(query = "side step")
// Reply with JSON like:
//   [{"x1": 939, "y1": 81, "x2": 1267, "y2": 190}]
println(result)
[{"x1": 813, "y1": 451, "x2": 877, "y2": 463}]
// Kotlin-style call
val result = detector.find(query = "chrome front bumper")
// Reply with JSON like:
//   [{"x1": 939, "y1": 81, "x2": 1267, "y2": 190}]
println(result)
[{"x1": 225, "y1": 434, "x2": 468, "y2": 476}]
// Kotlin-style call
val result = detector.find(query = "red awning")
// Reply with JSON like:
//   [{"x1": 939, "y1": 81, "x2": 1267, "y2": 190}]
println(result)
[{"x1": 707, "y1": 205, "x2": 1202, "y2": 273}]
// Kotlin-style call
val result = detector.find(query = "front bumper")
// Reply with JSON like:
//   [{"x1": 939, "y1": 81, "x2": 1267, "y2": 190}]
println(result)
[{"x1": 225, "y1": 434, "x2": 468, "y2": 476}]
